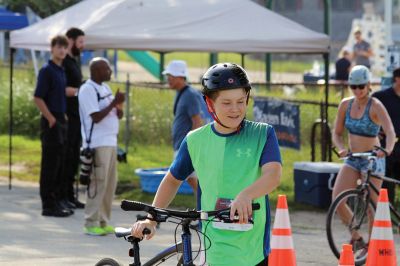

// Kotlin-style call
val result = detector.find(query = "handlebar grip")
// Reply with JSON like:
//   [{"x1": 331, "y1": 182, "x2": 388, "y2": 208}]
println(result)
[
  {"x1": 252, "y1": 203, "x2": 260, "y2": 210},
  {"x1": 143, "y1": 228, "x2": 151, "y2": 235},
  {"x1": 121, "y1": 200, "x2": 152, "y2": 212}
]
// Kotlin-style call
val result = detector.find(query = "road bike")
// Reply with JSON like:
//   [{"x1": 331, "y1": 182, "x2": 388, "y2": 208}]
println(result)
[
  {"x1": 95, "y1": 200, "x2": 260, "y2": 266},
  {"x1": 326, "y1": 150, "x2": 400, "y2": 265}
]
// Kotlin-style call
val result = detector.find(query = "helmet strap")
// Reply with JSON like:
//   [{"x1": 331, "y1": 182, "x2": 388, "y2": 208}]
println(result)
[{"x1": 205, "y1": 96, "x2": 229, "y2": 128}]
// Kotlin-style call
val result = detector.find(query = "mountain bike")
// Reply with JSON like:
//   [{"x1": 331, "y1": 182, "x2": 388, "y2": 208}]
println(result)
[
  {"x1": 326, "y1": 150, "x2": 400, "y2": 265},
  {"x1": 95, "y1": 200, "x2": 260, "y2": 266}
]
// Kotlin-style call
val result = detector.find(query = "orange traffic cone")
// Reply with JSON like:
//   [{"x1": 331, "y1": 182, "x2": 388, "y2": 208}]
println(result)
[
  {"x1": 366, "y1": 189, "x2": 397, "y2": 266},
  {"x1": 268, "y1": 195, "x2": 296, "y2": 266},
  {"x1": 338, "y1": 244, "x2": 354, "y2": 266}
]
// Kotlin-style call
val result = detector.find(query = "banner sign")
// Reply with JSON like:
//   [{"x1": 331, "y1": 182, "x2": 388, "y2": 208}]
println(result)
[{"x1": 253, "y1": 97, "x2": 300, "y2": 149}]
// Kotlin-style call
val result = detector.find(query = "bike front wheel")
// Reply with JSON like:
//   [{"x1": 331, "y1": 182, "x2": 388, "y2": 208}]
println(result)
[
  {"x1": 95, "y1": 257, "x2": 122, "y2": 266},
  {"x1": 326, "y1": 189, "x2": 375, "y2": 266}
]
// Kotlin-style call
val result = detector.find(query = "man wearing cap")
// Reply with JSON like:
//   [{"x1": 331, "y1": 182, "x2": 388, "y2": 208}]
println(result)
[
  {"x1": 353, "y1": 29, "x2": 373, "y2": 69},
  {"x1": 162, "y1": 60, "x2": 205, "y2": 192}
]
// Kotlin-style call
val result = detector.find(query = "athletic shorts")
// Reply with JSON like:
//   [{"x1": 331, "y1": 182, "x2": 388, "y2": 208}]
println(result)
[{"x1": 344, "y1": 156, "x2": 386, "y2": 176}]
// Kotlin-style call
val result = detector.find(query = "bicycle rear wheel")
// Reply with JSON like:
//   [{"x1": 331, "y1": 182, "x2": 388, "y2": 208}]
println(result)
[
  {"x1": 143, "y1": 242, "x2": 184, "y2": 266},
  {"x1": 326, "y1": 189, "x2": 375, "y2": 266},
  {"x1": 95, "y1": 257, "x2": 122, "y2": 266}
]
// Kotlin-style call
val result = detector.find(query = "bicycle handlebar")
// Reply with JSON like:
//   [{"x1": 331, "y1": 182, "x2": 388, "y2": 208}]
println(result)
[
  {"x1": 121, "y1": 200, "x2": 260, "y2": 221},
  {"x1": 344, "y1": 145, "x2": 387, "y2": 159}
]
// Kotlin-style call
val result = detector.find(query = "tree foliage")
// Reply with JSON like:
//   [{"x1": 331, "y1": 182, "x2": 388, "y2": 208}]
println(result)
[{"x1": 0, "y1": 0, "x2": 80, "y2": 18}]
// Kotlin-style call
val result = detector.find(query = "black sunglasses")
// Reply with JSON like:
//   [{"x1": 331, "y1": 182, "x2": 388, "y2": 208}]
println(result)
[{"x1": 350, "y1": 84, "x2": 366, "y2": 90}]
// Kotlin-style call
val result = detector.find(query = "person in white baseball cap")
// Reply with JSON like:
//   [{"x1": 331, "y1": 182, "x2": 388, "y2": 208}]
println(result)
[
  {"x1": 162, "y1": 60, "x2": 189, "y2": 78},
  {"x1": 162, "y1": 60, "x2": 209, "y2": 196}
]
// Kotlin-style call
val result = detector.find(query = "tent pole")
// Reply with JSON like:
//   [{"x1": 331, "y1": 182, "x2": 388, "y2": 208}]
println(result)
[
  {"x1": 209, "y1": 53, "x2": 218, "y2": 66},
  {"x1": 240, "y1": 53, "x2": 245, "y2": 68},
  {"x1": 9, "y1": 48, "x2": 15, "y2": 190},
  {"x1": 124, "y1": 73, "x2": 130, "y2": 154},
  {"x1": 323, "y1": 0, "x2": 331, "y2": 161},
  {"x1": 265, "y1": 0, "x2": 273, "y2": 85},
  {"x1": 159, "y1": 52, "x2": 165, "y2": 82}
]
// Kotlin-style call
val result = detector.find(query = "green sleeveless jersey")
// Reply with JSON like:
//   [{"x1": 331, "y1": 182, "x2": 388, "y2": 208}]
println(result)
[{"x1": 187, "y1": 120, "x2": 271, "y2": 266}]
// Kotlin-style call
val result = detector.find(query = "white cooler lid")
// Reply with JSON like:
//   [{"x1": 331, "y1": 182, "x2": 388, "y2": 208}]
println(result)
[{"x1": 294, "y1": 162, "x2": 343, "y2": 173}]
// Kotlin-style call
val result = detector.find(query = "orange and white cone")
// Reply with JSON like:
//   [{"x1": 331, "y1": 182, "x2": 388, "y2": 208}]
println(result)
[
  {"x1": 338, "y1": 244, "x2": 354, "y2": 266},
  {"x1": 366, "y1": 188, "x2": 397, "y2": 266},
  {"x1": 268, "y1": 195, "x2": 296, "y2": 266}
]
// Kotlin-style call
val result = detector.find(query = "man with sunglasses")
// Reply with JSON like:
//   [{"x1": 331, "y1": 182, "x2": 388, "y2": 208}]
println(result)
[
  {"x1": 331, "y1": 65, "x2": 395, "y2": 255},
  {"x1": 372, "y1": 67, "x2": 400, "y2": 204}
]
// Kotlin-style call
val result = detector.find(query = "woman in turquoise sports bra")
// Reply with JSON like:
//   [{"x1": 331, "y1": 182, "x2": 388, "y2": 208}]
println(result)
[{"x1": 332, "y1": 65, "x2": 396, "y2": 251}]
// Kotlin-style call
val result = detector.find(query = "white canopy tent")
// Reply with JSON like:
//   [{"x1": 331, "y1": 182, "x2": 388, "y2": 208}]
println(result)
[{"x1": 10, "y1": 0, "x2": 329, "y2": 53}]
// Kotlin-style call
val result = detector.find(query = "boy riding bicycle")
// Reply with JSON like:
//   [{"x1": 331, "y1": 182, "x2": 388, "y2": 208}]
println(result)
[{"x1": 131, "y1": 63, "x2": 282, "y2": 266}]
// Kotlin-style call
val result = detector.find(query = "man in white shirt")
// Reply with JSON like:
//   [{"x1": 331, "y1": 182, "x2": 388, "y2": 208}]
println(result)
[{"x1": 78, "y1": 57, "x2": 125, "y2": 236}]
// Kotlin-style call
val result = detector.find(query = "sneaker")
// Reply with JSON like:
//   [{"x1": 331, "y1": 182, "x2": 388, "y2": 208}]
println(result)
[
  {"x1": 84, "y1": 226, "x2": 107, "y2": 236},
  {"x1": 101, "y1": 225, "x2": 115, "y2": 234}
]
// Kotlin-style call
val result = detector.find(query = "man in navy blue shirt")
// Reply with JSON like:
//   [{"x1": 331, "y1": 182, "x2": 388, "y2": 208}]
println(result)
[
  {"x1": 34, "y1": 35, "x2": 71, "y2": 217},
  {"x1": 162, "y1": 60, "x2": 205, "y2": 192},
  {"x1": 373, "y1": 67, "x2": 400, "y2": 204}
]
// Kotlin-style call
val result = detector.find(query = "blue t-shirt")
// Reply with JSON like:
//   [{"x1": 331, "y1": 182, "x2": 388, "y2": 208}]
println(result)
[
  {"x1": 195, "y1": 90, "x2": 213, "y2": 124},
  {"x1": 170, "y1": 123, "x2": 282, "y2": 180},
  {"x1": 34, "y1": 60, "x2": 67, "y2": 114},
  {"x1": 172, "y1": 85, "x2": 203, "y2": 151}
]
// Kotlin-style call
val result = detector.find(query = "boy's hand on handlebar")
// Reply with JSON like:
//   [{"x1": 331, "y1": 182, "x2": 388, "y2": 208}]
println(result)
[
  {"x1": 131, "y1": 220, "x2": 156, "y2": 240},
  {"x1": 230, "y1": 192, "x2": 252, "y2": 224}
]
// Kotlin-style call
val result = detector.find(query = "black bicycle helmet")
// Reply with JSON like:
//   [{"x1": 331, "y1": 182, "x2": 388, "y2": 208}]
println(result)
[{"x1": 202, "y1": 63, "x2": 251, "y2": 96}]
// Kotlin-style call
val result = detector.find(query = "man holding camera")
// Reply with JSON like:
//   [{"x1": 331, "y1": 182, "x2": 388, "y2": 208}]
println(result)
[{"x1": 78, "y1": 57, "x2": 125, "y2": 236}]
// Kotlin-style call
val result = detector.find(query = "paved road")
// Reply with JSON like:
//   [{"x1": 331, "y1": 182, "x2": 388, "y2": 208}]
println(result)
[{"x1": 1, "y1": 178, "x2": 399, "y2": 265}]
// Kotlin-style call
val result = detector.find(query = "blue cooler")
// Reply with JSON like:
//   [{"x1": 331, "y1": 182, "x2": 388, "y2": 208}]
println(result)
[
  {"x1": 135, "y1": 167, "x2": 193, "y2": 194},
  {"x1": 294, "y1": 162, "x2": 342, "y2": 208}
]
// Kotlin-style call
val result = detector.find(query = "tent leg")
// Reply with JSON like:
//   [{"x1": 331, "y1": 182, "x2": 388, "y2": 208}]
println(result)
[
  {"x1": 323, "y1": 52, "x2": 330, "y2": 161},
  {"x1": 9, "y1": 48, "x2": 15, "y2": 190}
]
